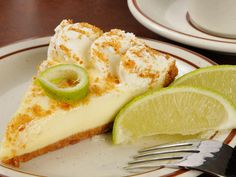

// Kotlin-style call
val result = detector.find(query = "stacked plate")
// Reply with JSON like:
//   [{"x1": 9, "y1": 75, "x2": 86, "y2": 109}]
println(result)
[{"x1": 128, "y1": 0, "x2": 236, "y2": 54}]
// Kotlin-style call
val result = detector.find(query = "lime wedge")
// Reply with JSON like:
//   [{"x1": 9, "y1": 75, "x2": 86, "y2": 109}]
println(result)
[
  {"x1": 37, "y1": 64, "x2": 89, "y2": 102},
  {"x1": 171, "y1": 65, "x2": 236, "y2": 105},
  {"x1": 112, "y1": 87, "x2": 236, "y2": 144}
]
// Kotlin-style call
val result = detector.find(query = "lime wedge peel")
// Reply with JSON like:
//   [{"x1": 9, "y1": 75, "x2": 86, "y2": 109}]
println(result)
[
  {"x1": 172, "y1": 65, "x2": 236, "y2": 85},
  {"x1": 112, "y1": 86, "x2": 236, "y2": 144},
  {"x1": 37, "y1": 64, "x2": 89, "y2": 102},
  {"x1": 171, "y1": 65, "x2": 236, "y2": 105}
]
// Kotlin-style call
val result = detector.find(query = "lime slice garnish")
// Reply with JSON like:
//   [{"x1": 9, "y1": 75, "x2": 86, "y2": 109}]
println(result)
[
  {"x1": 171, "y1": 65, "x2": 236, "y2": 105},
  {"x1": 112, "y1": 86, "x2": 236, "y2": 144},
  {"x1": 37, "y1": 64, "x2": 89, "y2": 102}
]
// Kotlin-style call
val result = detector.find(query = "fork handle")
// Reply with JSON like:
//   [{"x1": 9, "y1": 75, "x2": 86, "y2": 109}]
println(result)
[
  {"x1": 196, "y1": 173, "x2": 224, "y2": 177},
  {"x1": 194, "y1": 145, "x2": 236, "y2": 177},
  {"x1": 225, "y1": 145, "x2": 236, "y2": 177}
]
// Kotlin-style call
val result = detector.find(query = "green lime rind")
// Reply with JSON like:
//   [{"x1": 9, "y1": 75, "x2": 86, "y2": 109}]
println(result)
[
  {"x1": 112, "y1": 86, "x2": 236, "y2": 144},
  {"x1": 37, "y1": 64, "x2": 89, "y2": 102},
  {"x1": 171, "y1": 65, "x2": 236, "y2": 104},
  {"x1": 171, "y1": 65, "x2": 236, "y2": 85}
]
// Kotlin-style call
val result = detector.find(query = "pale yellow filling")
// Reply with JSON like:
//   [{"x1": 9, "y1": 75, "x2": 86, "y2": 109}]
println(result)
[
  {"x1": 0, "y1": 20, "x2": 177, "y2": 161},
  {"x1": 0, "y1": 85, "x2": 141, "y2": 160}
]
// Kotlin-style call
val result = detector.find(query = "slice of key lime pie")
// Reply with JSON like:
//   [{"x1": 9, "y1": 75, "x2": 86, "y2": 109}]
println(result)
[{"x1": 0, "y1": 20, "x2": 178, "y2": 166}]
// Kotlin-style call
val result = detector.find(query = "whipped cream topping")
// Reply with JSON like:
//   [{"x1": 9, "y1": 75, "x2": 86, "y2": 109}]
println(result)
[
  {"x1": 47, "y1": 21, "x2": 176, "y2": 91},
  {"x1": 119, "y1": 44, "x2": 174, "y2": 89},
  {"x1": 0, "y1": 20, "x2": 178, "y2": 162},
  {"x1": 47, "y1": 19, "x2": 103, "y2": 69},
  {"x1": 89, "y1": 29, "x2": 143, "y2": 77}
]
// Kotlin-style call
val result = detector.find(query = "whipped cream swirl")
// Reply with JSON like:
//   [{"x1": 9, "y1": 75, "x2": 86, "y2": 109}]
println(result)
[
  {"x1": 47, "y1": 19, "x2": 103, "y2": 67},
  {"x1": 47, "y1": 20, "x2": 177, "y2": 91},
  {"x1": 90, "y1": 29, "x2": 142, "y2": 77},
  {"x1": 119, "y1": 44, "x2": 175, "y2": 89}
]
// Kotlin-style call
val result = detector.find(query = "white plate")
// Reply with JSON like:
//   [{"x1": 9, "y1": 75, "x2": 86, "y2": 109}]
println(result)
[
  {"x1": 128, "y1": 0, "x2": 236, "y2": 54},
  {"x1": 0, "y1": 37, "x2": 235, "y2": 177}
]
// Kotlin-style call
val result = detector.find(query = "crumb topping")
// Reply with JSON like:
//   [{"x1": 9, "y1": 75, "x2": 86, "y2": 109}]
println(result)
[
  {"x1": 91, "y1": 49, "x2": 109, "y2": 64},
  {"x1": 101, "y1": 40, "x2": 121, "y2": 53},
  {"x1": 61, "y1": 34, "x2": 69, "y2": 42},
  {"x1": 30, "y1": 104, "x2": 52, "y2": 117},
  {"x1": 123, "y1": 59, "x2": 136, "y2": 70},
  {"x1": 47, "y1": 20, "x2": 103, "y2": 68},
  {"x1": 66, "y1": 22, "x2": 103, "y2": 39},
  {"x1": 59, "y1": 19, "x2": 73, "y2": 28},
  {"x1": 59, "y1": 45, "x2": 71, "y2": 58},
  {"x1": 68, "y1": 26, "x2": 87, "y2": 35},
  {"x1": 79, "y1": 23, "x2": 103, "y2": 35},
  {"x1": 89, "y1": 73, "x2": 119, "y2": 96},
  {"x1": 5, "y1": 67, "x2": 120, "y2": 146},
  {"x1": 90, "y1": 29, "x2": 139, "y2": 78},
  {"x1": 118, "y1": 44, "x2": 176, "y2": 88},
  {"x1": 2, "y1": 20, "x2": 178, "y2": 154}
]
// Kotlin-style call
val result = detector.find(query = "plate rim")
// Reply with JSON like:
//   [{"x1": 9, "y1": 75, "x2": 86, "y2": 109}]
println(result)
[
  {"x1": 0, "y1": 36, "x2": 217, "y2": 66},
  {"x1": 0, "y1": 36, "x2": 219, "y2": 177},
  {"x1": 128, "y1": 0, "x2": 236, "y2": 53}
]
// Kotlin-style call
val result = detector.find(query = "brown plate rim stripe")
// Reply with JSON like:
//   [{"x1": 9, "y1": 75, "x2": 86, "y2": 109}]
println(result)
[
  {"x1": 156, "y1": 49, "x2": 200, "y2": 68},
  {"x1": 0, "y1": 38, "x2": 216, "y2": 177},
  {"x1": 0, "y1": 36, "x2": 218, "y2": 66},
  {"x1": 130, "y1": 131, "x2": 219, "y2": 177},
  {"x1": 0, "y1": 38, "x2": 217, "y2": 67},
  {"x1": 139, "y1": 37, "x2": 217, "y2": 66},
  {"x1": 186, "y1": 13, "x2": 236, "y2": 40},
  {"x1": 127, "y1": 167, "x2": 165, "y2": 177},
  {"x1": 160, "y1": 169, "x2": 188, "y2": 177},
  {"x1": 157, "y1": 130, "x2": 220, "y2": 177},
  {"x1": 224, "y1": 129, "x2": 236, "y2": 145},
  {"x1": 0, "y1": 44, "x2": 49, "y2": 60},
  {"x1": 209, "y1": 131, "x2": 219, "y2": 140},
  {"x1": 158, "y1": 129, "x2": 236, "y2": 177},
  {"x1": 0, "y1": 163, "x2": 43, "y2": 177},
  {"x1": 132, "y1": 0, "x2": 236, "y2": 44},
  {"x1": 157, "y1": 125, "x2": 236, "y2": 176}
]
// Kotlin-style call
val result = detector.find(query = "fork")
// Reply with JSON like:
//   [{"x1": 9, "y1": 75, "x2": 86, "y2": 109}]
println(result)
[{"x1": 125, "y1": 140, "x2": 236, "y2": 177}]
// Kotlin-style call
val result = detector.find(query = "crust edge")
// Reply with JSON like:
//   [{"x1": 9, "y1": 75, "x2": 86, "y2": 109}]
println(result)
[
  {"x1": 2, "y1": 122, "x2": 112, "y2": 167},
  {"x1": 1, "y1": 58, "x2": 178, "y2": 167},
  {"x1": 163, "y1": 61, "x2": 178, "y2": 87}
]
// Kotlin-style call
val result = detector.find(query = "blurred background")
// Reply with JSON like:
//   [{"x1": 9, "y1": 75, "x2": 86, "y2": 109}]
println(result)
[{"x1": 0, "y1": 0, "x2": 234, "y2": 63}]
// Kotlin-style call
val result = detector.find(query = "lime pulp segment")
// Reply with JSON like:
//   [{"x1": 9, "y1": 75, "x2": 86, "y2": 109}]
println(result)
[
  {"x1": 112, "y1": 86, "x2": 236, "y2": 144},
  {"x1": 171, "y1": 65, "x2": 236, "y2": 105}
]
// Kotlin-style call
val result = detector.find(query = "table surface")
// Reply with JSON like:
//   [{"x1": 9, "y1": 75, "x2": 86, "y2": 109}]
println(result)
[{"x1": 0, "y1": 0, "x2": 235, "y2": 65}]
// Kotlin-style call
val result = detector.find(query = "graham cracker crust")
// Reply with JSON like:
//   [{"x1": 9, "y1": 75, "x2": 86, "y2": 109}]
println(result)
[
  {"x1": 164, "y1": 61, "x2": 178, "y2": 87},
  {"x1": 3, "y1": 122, "x2": 112, "y2": 167},
  {"x1": 2, "y1": 61, "x2": 178, "y2": 167}
]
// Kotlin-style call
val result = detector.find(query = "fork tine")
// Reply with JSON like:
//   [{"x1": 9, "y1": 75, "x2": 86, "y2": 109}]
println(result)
[
  {"x1": 124, "y1": 165, "x2": 162, "y2": 170},
  {"x1": 139, "y1": 142, "x2": 193, "y2": 153},
  {"x1": 124, "y1": 165, "x2": 163, "y2": 171},
  {"x1": 125, "y1": 140, "x2": 234, "y2": 176},
  {"x1": 134, "y1": 149, "x2": 199, "y2": 159},
  {"x1": 128, "y1": 156, "x2": 183, "y2": 165}
]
